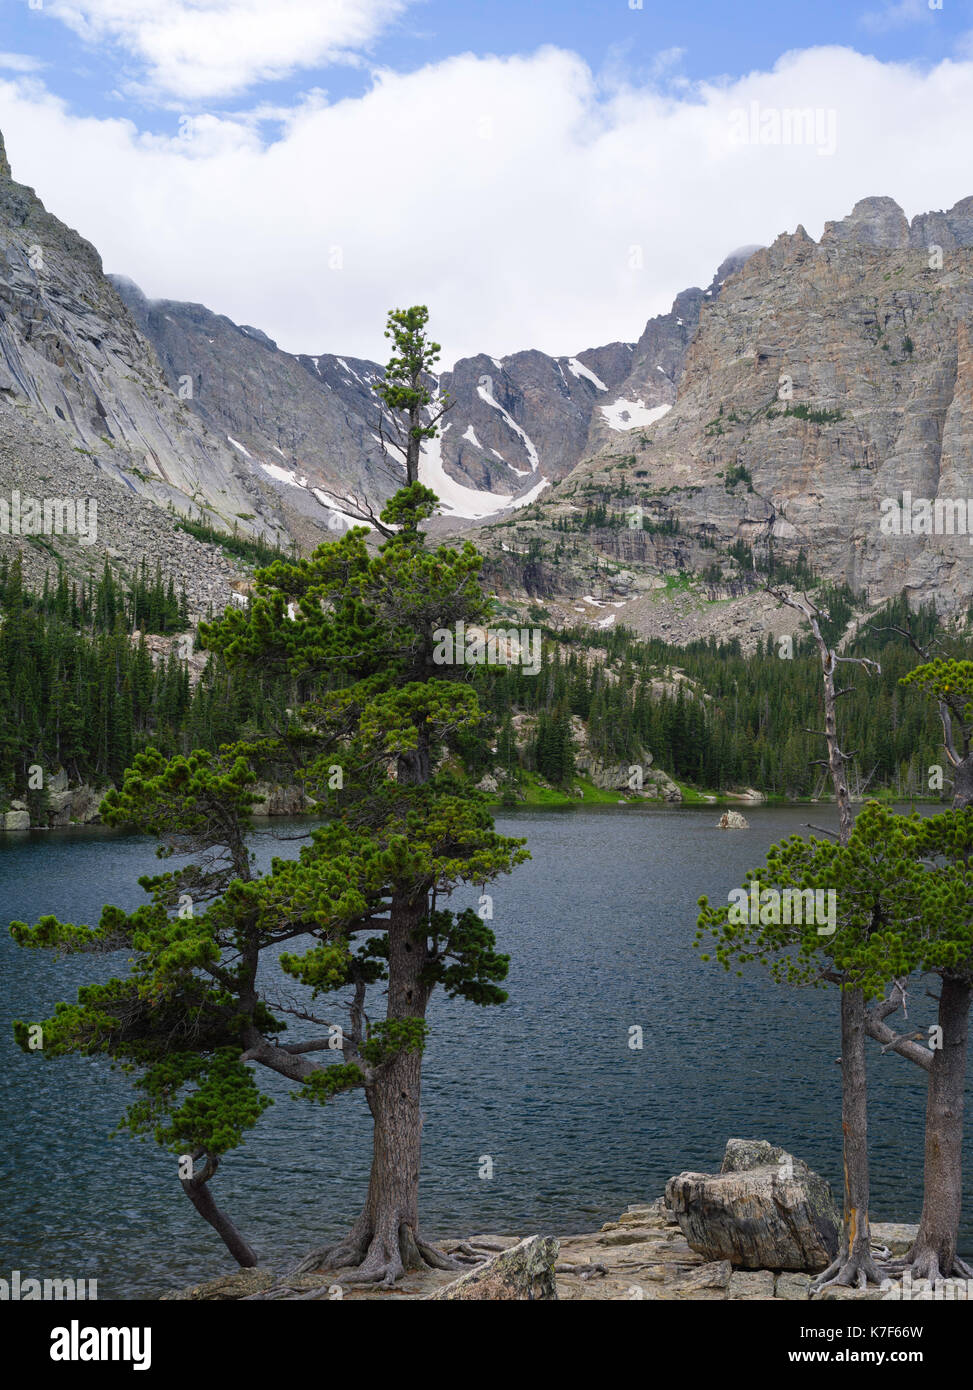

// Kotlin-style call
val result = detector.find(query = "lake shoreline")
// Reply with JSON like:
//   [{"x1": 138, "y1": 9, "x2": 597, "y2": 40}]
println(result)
[{"x1": 165, "y1": 1197, "x2": 937, "y2": 1302}]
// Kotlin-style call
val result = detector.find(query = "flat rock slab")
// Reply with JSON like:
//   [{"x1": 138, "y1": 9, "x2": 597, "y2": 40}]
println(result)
[
  {"x1": 728, "y1": 1269, "x2": 777, "y2": 1300},
  {"x1": 664, "y1": 1260, "x2": 732, "y2": 1294},
  {"x1": 775, "y1": 1272, "x2": 812, "y2": 1300},
  {"x1": 871, "y1": 1222, "x2": 919, "y2": 1256}
]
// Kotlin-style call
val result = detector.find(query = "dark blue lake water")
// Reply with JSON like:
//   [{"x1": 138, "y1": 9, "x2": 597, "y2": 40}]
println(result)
[{"x1": 0, "y1": 804, "x2": 967, "y2": 1297}]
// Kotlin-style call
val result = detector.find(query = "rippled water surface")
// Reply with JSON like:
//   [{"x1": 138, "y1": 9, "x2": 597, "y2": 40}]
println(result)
[{"x1": 1, "y1": 804, "x2": 968, "y2": 1297}]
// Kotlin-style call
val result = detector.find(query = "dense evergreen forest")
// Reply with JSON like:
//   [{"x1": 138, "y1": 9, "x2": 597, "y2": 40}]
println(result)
[
  {"x1": 469, "y1": 587, "x2": 952, "y2": 799},
  {"x1": 0, "y1": 546, "x2": 962, "y2": 806},
  {"x1": 0, "y1": 554, "x2": 293, "y2": 796}
]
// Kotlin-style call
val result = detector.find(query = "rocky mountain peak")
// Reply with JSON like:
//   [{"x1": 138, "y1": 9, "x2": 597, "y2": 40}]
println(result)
[
  {"x1": 821, "y1": 196, "x2": 910, "y2": 249},
  {"x1": 0, "y1": 130, "x2": 10, "y2": 183},
  {"x1": 480, "y1": 188, "x2": 973, "y2": 637},
  {"x1": 708, "y1": 245, "x2": 765, "y2": 293},
  {"x1": 909, "y1": 196, "x2": 973, "y2": 250},
  {"x1": 0, "y1": 127, "x2": 286, "y2": 575},
  {"x1": 746, "y1": 225, "x2": 814, "y2": 275}
]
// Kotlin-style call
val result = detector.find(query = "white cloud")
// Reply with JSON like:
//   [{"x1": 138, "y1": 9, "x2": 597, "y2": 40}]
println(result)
[
  {"x1": 2, "y1": 44, "x2": 973, "y2": 367},
  {"x1": 0, "y1": 53, "x2": 46, "y2": 73},
  {"x1": 43, "y1": 0, "x2": 409, "y2": 100},
  {"x1": 860, "y1": 0, "x2": 931, "y2": 34}
]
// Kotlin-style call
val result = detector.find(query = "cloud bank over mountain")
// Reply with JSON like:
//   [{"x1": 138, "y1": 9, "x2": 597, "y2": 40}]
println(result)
[{"x1": 2, "y1": 42, "x2": 973, "y2": 364}]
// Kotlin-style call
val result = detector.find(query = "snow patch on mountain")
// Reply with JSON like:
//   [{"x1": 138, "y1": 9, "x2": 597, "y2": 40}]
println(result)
[
  {"x1": 419, "y1": 430, "x2": 548, "y2": 519},
  {"x1": 600, "y1": 399, "x2": 672, "y2": 432},
  {"x1": 261, "y1": 461, "x2": 300, "y2": 486},
  {"x1": 476, "y1": 381, "x2": 540, "y2": 470},
  {"x1": 567, "y1": 357, "x2": 608, "y2": 391}
]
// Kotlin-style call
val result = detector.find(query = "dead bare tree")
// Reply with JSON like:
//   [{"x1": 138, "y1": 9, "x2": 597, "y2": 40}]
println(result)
[{"x1": 768, "y1": 585, "x2": 886, "y2": 1289}]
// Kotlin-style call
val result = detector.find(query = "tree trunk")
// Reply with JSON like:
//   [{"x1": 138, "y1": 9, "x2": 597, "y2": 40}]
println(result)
[
  {"x1": 814, "y1": 986, "x2": 882, "y2": 1288},
  {"x1": 839, "y1": 988, "x2": 877, "y2": 1273},
  {"x1": 346, "y1": 894, "x2": 427, "y2": 1282},
  {"x1": 951, "y1": 754, "x2": 973, "y2": 809},
  {"x1": 180, "y1": 1166, "x2": 258, "y2": 1267},
  {"x1": 406, "y1": 402, "x2": 421, "y2": 485},
  {"x1": 309, "y1": 894, "x2": 461, "y2": 1284},
  {"x1": 908, "y1": 973, "x2": 972, "y2": 1280},
  {"x1": 302, "y1": 725, "x2": 463, "y2": 1285},
  {"x1": 359, "y1": 1034, "x2": 425, "y2": 1274}
]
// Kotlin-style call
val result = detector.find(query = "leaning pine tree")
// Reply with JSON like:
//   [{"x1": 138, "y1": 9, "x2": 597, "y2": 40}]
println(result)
[{"x1": 12, "y1": 351, "x2": 529, "y2": 1284}]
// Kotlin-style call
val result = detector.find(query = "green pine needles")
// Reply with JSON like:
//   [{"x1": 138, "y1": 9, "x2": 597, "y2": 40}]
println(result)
[{"x1": 11, "y1": 440, "x2": 529, "y2": 1280}]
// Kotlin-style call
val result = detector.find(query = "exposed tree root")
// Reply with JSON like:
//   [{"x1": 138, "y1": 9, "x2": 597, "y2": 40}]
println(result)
[
  {"x1": 291, "y1": 1229, "x2": 370, "y2": 1277},
  {"x1": 336, "y1": 1232, "x2": 404, "y2": 1288},
  {"x1": 884, "y1": 1248, "x2": 973, "y2": 1282},
  {"x1": 910, "y1": 1250, "x2": 943, "y2": 1284},
  {"x1": 289, "y1": 1217, "x2": 463, "y2": 1290},
  {"x1": 811, "y1": 1247, "x2": 886, "y2": 1295},
  {"x1": 447, "y1": 1241, "x2": 490, "y2": 1265},
  {"x1": 414, "y1": 1235, "x2": 464, "y2": 1271}
]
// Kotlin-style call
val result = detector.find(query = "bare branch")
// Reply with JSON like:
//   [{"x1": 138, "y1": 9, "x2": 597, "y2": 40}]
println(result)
[{"x1": 312, "y1": 486, "x2": 395, "y2": 539}]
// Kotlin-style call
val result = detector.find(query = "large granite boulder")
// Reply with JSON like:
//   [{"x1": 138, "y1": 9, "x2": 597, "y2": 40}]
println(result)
[
  {"x1": 428, "y1": 1235, "x2": 559, "y2": 1300},
  {"x1": 665, "y1": 1139, "x2": 840, "y2": 1272},
  {"x1": 2, "y1": 810, "x2": 30, "y2": 831}
]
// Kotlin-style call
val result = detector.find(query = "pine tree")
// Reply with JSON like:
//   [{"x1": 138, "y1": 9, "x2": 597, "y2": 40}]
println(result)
[{"x1": 11, "y1": 477, "x2": 528, "y2": 1285}]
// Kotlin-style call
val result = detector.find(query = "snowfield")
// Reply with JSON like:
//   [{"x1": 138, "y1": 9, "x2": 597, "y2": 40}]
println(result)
[
  {"x1": 567, "y1": 357, "x2": 608, "y2": 391},
  {"x1": 600, "y1": 399, "x2": 672, "y2": 432},
  {"x1": 419, "y1": 426, "x2": 548, "y2": 518},
  {"x1": 475, "y1": 381, "x2": 540, "y2": 470}
]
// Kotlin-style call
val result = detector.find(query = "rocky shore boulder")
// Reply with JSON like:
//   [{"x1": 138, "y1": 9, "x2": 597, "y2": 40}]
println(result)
[
  {"x1": 665, "y1": 1139, "x2": 840, "y2": 1272},
  {"x1": 574, "y1": 754, "x2": 681, "y2": 801},
  {"x1": 428, "y1": 1235, "x2": 559, "y2": 1300},
  {"x1": 47, "y1": 790, "x2": 74, "y2": 827},
  {"x1": 251, "y1": 782, "x2": 310, "y2": 816}
]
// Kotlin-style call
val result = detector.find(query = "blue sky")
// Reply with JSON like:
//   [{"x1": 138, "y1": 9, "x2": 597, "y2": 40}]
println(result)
[
  {"x1": 2, "y1": 0, "x2": 973, "y2": 363},
  {"x1": 6, "y1": 0, "x2": 973, "y2": 133}
]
